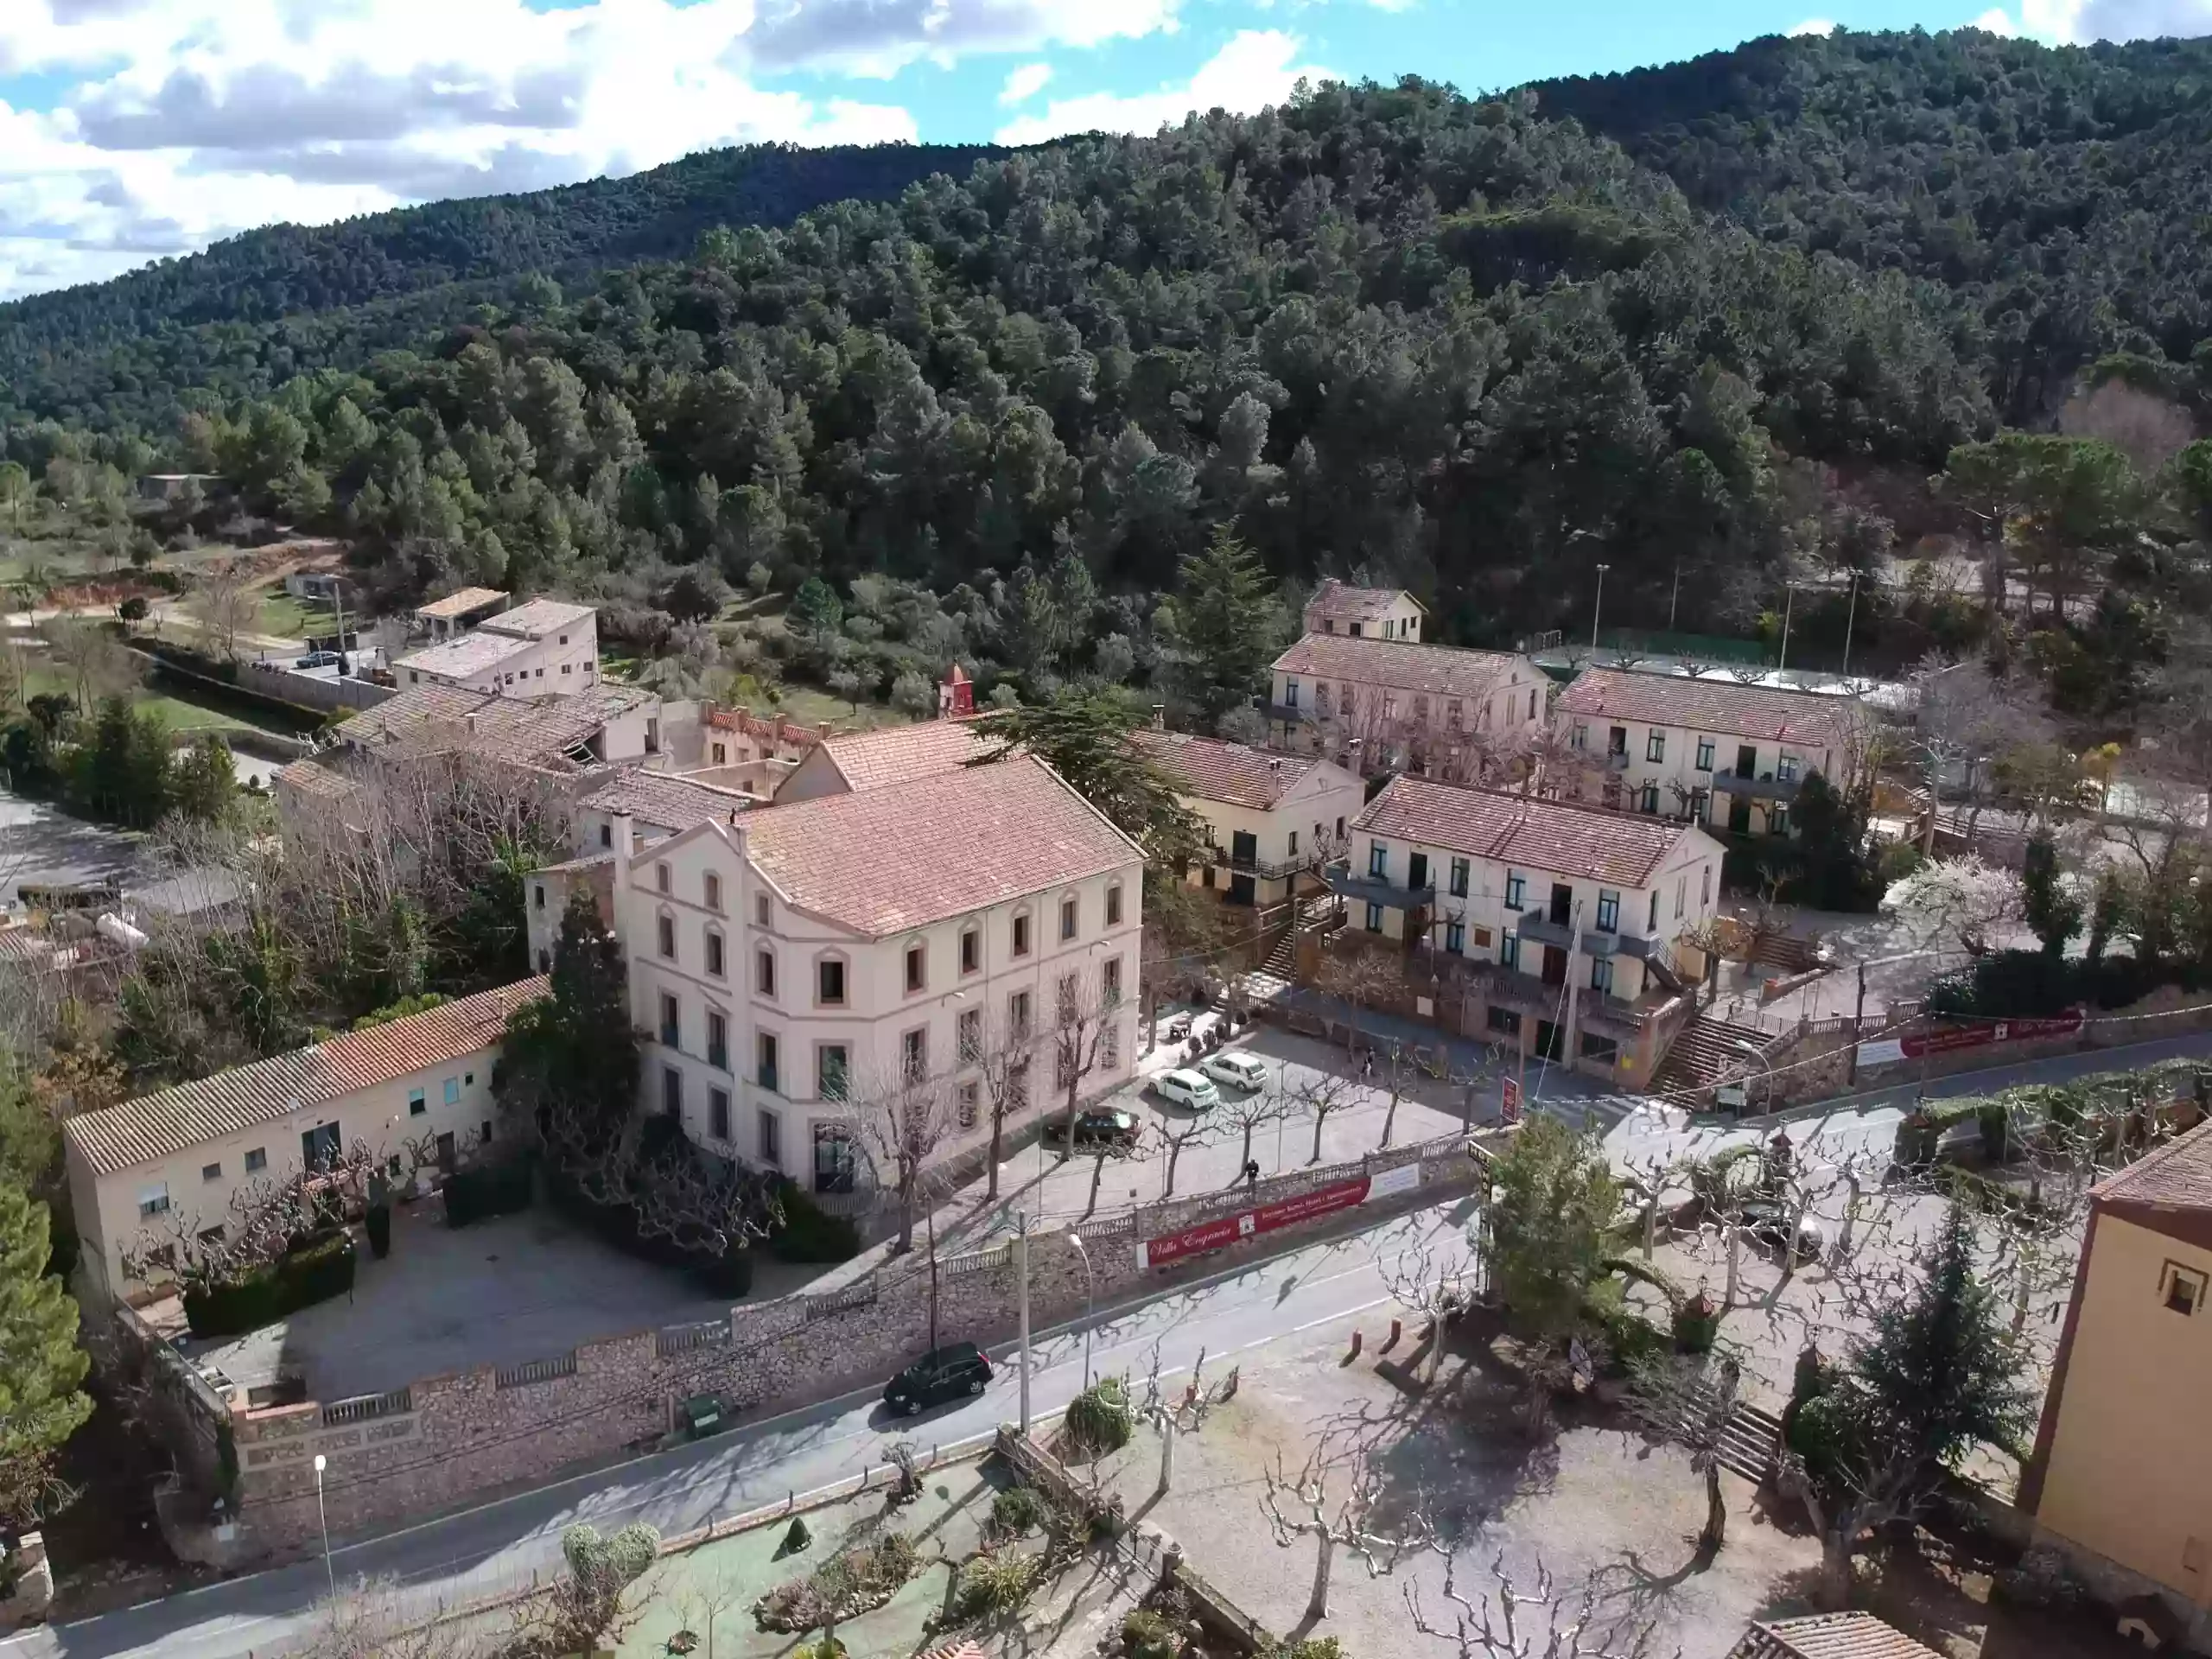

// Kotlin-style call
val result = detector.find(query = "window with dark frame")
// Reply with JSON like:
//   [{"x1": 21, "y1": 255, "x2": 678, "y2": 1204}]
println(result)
[
  {"x1": 1106, "y1": 885, "x2": 1123, "y2": 926},
  {"x1": 961, "y1": 926, "x2": 981, "y2": 973},
  {"x1": 906, "y1": 944, "x2": 925, "y2": 993},
  {"x1": 2163, "y1": 1261, "x2": 2207, "y2": 1316},
  {"x1": 1012, "y1": 912, "x2": 1031, "y2": 956},
  {"x1": 817, "y1": 956, "x2": 846, "y2": 1006}
]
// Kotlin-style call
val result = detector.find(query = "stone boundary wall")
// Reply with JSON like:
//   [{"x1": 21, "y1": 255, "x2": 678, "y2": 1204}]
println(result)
[
  {"x1": 212, "y1": 1133, "x2": 1490, "y2": 1558},
  {"x1": 237, "y1": 658, "x2": 397, "y2": 714}
]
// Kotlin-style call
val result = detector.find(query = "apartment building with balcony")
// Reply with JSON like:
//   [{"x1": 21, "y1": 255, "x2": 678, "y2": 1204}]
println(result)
[
  {"x1": 606, "y1": 753, "x2": 1145, "y2": 1196},
  {"x1": 1268, "y1": 633, "x2": 1548, "y2": 780},
  {"x1": 396, "y1": 596, "x2": 600, "y2": 696},
  {"x1": 1129, "y1": 731, "x2": 1363, "y2": 907},
  {"x1": 1552, "y1": 669, "x2": 1868, "y2": 836},
  {"x1": 1330, "y1": 775, "x2": 1722, "y2": 1085},
  {"x1": 1302, "y1": 580, "x2": 1426, "y2": 641}
]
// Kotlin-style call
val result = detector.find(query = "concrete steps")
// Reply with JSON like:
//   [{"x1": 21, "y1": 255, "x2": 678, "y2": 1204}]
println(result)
[{"x1": 1651, "y1": 1012, "x2": 1772, "y2": 1095}]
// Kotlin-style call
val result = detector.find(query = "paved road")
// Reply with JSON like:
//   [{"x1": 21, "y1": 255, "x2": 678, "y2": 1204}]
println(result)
[{"x1": 0, "y1": 1207, "x2": 1471, "y2": 1659}]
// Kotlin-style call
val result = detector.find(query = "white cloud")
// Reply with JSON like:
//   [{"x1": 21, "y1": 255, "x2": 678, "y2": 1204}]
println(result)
[
  {"x1": 1000, "y1": 61, "x2": 1053, "y2": 105},
  {"x1": 1787, "y1": 16, "x2": 1838, "y2": 34},
  {"x1": 0, "y1": 0, "x2": 1187, "y2": 299},
  {"x1": 994, "y1": 29, "x2": 1329, "y2": 144},
  {"x1": 1962, "y1": 0, "x2": 2211, "y2": 41}
]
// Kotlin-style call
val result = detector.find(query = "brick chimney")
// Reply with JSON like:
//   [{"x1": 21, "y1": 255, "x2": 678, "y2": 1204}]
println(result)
[{"x1": 938, "y1": 663, "x2": 974, "y2": 718}]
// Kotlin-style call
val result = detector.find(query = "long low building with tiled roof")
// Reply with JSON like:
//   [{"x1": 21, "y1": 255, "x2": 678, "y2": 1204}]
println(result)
[
  {"x1": 65, "y1": 978, "x2": 546, "y2": 1303},
  {"x1": 1551, "y1": 667, "x2": 1870, "y2": 835},
  {"x1": 1334, "y1": 774, "x2": 1723, "y2": 1088},
  {"x1": 1268, "y1": 632, "x2": 1548, "y2": 779}
]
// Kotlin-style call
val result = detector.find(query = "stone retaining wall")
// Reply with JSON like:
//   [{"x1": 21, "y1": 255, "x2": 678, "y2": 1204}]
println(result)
[{"x1": 207, "y1": 1133, "x2": 1489, "y2": 1559}]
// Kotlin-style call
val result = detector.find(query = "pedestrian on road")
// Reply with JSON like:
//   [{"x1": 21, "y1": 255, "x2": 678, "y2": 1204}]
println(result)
[
  {"x1": 1362, "y1": 1050, "x2": 1375, "y2": 1082},
  {"x1": 1243, "y1": 1159, "x2": 1261, "y2": 1189}
]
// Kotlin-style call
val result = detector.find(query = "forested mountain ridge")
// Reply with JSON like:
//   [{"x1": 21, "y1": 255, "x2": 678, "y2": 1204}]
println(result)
[
  {"x1": 0, "y1": 142, "x2": 999, "y2": 428},
  {"x1": 1532, "y1": 29, "x2": 2212, "y2": 423}
]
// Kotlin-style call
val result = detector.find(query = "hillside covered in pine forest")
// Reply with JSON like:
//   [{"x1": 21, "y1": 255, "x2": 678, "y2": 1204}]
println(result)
[{"x1": 4, "y1": 35, "x2": 2212, "y2": 677}]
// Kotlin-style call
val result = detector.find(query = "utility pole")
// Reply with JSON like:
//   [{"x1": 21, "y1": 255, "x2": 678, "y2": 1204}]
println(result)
[
  {"x1": 1668, "y1": 563, "x2": 1681, "y2": 632},
  {"x1": 1590, "y1": 564, "x2": 1611, "y2": 650},
  {"x1": 1560, "y1": 899, "x2": 1586, "y2": 1085},
  {"x1": 1839, "y1": 571, "x2": 1859, "y2": 680},
  {"x1": 1776, "y1": 582, "x2": 1797, "y2": 673}
]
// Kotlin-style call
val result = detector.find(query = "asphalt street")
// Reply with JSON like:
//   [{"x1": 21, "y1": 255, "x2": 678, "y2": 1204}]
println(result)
[{"x1": 0, "y1": 1206, "x2": 1474, "y2": 1659}]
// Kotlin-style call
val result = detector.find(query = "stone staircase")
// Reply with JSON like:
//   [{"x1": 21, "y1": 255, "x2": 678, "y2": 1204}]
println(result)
[
  {"x1": 1651, "y1": 1011, "x2": 1772, "y2": 1096},
  {"x1": 1243, "y1": 924, "x2": 1298, "y2": 1003}
]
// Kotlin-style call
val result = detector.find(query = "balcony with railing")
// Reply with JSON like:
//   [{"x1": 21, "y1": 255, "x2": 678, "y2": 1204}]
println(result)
[
  {"x1": 1209, "y1": 845, "x2": 1310, "y2": 883},
  {"x1": 1326, "y1": 866, "x2": 1435, "y2": 912},
  {"x1": 1513, "y1": 912, "x2": 1662, "y2": 960},
  {"x1": 1709, "y1": 768, "x2": 1802, "y2": 801}
]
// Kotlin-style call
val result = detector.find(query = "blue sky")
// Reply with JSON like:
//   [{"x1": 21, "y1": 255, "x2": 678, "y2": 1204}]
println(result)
[{"x1": 0, "y1": 0, "x2": 2196, "y2": 301}]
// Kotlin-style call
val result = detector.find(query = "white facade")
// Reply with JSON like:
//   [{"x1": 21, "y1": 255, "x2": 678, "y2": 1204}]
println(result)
[
  {"x1": 397, "y1": 601, "x2": 601, "y2": 696},
  {"x1": 1269, "y1": 635, "x2": 1548, "y2": 778},
  {"x1": 604, "y1": 810, "x2": 1145, "y2": 1196}
]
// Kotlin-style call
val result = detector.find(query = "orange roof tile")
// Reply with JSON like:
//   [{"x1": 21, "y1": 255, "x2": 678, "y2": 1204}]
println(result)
[
  {"x1": 63, "y1": 978, "x2": 547, "y2": 1177},
  {"x1": 1128, "y1": 730, "x2": 1319, "y2": 810},
  {"x1": 1356, "y1": 774, "x2": 1709, "y2": 887},
  {"x1": 815, "y1": 720, "x2": 988, "y2": 792},
  {"x1": 1735, "y1": 1613, "x2": 1944, "y2": 1659},
  {"x1": 1273, "y1": 632, "x2": 1529, "y2": 702},
  {"x1": 1556, "y1": 668, "x2": 1862, "y2": 748}
]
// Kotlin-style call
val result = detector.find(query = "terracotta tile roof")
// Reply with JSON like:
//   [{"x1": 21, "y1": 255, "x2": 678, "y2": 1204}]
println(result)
[
  {"x1": 742, "y1": 754, "x2": 1141, "y2": 936},
  {"x1": 272, "y1": 758, "x2": 365, "y2": 804},
  {"x1": 1733, "y1": 1613, "x2": 1943, "y2": 1659},
  {"x1": 1306, "y1": 580, "x2": 1421, "y2": 623},
  {"x1": 340, "y1": 683, "x2": 651, "y2": 766},
  {"x1": 816, "y1": 720, "x2": 988, "y2": 792},
  {"x1": 63, "y1": 978, "x2": 547, "y2": 1178},
  {"x1": 1273, "y1": 632, "x2": 1530, "y2": 701},
  {"x1": 582, "y1": 771, "x2": 751, "y2": 833},
  {"x1": 1356, "y1": 775, "x2": 1708, "y2": 887},
  {"x1": 415, "y1": 587, "x2": 508, "y2": 620},
  {"x1": 2093, "y1": 1116, "x2": 2212, "y2": 1215},
  {"x1": 1128, "y1": 730, "x2": 1315, "y2": 810},
  {"x1": 482, "y1": 598, "x2": 595, "y2": 639},
  {"x1": 1556, "y1": 669, "x2": 1862, "y2": 748}
]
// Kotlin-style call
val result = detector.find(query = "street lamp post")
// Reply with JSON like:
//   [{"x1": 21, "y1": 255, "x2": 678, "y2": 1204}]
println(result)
[
  {"x1": 313, "y1": 1453, "x2": 335, "y2": 1610},
  {"x1": 1840, "y1": 571, "x2": 1860, "y2": 679},
  {"x1": 1590, "y1": 563, "x2": 1611, "y2": 650},
  {"x1": 998, "y1": 1165, "x2": 1032, "y2": 1433},
  {"x1": 1065, "y1": 1231, "x2": 1096, "y2": 1389},
  {"x1": 1731, "y1": 1038, "x2": 1776, "y2": 1116}
]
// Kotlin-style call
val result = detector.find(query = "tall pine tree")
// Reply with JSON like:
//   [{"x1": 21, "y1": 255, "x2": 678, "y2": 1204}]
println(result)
[{"x1": 0, "y1": 1182, "x2": 92, "y2": 1528}]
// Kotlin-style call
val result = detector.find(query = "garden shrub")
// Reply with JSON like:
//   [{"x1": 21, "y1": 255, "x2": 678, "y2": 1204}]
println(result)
[
  {"x1": 770, "y1": 1182, "x2": 861, "y2": 1264},
  {"x1": 365, "y1": 1202, "x2": 391, "y2": 1259},
  {"x1": 1671, "y1": 1294, "x2": 1719, "y2": 1355},
  {"x1": 443, "y1": 1157, "x2": 534, "y2": 1227},
  {"x1": 1121, "y1": 1608, "x2": 1184, "y2": 1659},
  {"x1": 956, "y1": 1550, "x2": 1043, "y2": 1618},
  {"x1": 779, "y1": 1516, "x2": 810, "y2": 1557},
  {"x1": 988, "y1": 1484, "x2": 1047, "y2": 1539},
  {"x1": 182, "y1": 1231, "x2": 357, "y2": 1338},
  {"x1": 1064, "y1": 1378, "x2": 1133, "y2": 1458}
]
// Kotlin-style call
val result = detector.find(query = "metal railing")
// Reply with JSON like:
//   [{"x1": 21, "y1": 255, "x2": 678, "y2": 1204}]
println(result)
[
  {"x1": 656, "y1": 1319, "x2": 732, "y2": 1358},
  {"x1": 803, "y1": 1279, "x2": 879, "y2": 1319},
  {"x1": 494, "y1": 1352, "x2": 577, "y2": 1390},
  {"x1": 321, "y1": 1386, "x2": 412, "y2": 1427}
]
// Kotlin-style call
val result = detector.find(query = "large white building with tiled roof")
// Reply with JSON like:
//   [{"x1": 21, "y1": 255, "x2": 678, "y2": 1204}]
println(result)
[
  {"x1": 775, "y1": 717, "x2": 989, "y2": 803},
  {"x1": 1552, "y1": 668, "x2": 1870, "y2": 836},
  {"x1": 1268, "y1": 632, "x2": 1548, "y2": 781},
  {"x1": 396, "y1": 594, "x2": 600, "y2": 695},
  {"x1": 1335, "y1": 775, "x2": 1721, "y2": 1085},
  {"x1": 605, "y1": 753, "x2": 1144, "y2": 1196},
  {"x1": 1302, "y1": 580, "x2": 1425, "y2": 641},
  {"x1": 1128, "y1": 730, "x2": 1363, "y2": 908},
  {"x1": 64, "y1": 979, "x2": 545, "y2": 1303}
]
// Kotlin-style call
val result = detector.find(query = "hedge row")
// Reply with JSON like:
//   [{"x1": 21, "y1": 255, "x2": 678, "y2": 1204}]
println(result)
[
  {"x1": 182, "y1": 1231, "x2": 357, "y2": 1339},
  {"x1": 445, "y1": 1158, "x2": 535, "y2": 1228}
]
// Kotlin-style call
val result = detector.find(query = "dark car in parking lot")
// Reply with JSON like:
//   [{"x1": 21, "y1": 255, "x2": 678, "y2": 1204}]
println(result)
[
  {"x1": 883, "y1": 1342, "x2": 994, "y2": 1414},
  {"x1": 1039, "y1": 1108, "x2": 1141, "y2": 1150}
]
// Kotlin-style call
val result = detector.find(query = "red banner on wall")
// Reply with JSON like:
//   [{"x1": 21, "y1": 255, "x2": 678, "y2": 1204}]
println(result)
[
  {"x1": 1137, "y1": 1176, "x2": 1374, "y2": 1270},
  {"x1": 1856, "y1": 1009, "x2": 2084, "y2": 1069}
]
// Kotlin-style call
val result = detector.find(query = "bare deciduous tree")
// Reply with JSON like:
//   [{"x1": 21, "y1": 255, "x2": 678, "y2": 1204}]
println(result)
[
  {"x1": 1407, "y1": 1551, "x2": 1675, "y2": 1659},
  {"x1": 188, "y1": 561, "x2": 258, "y2": 661},
  {"x1": 1261, "y1": 1445, "x2": 1426, "y2": 1619}
]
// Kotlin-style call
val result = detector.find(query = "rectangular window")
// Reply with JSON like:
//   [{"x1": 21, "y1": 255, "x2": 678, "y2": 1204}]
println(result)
[
  {"x1": 1057, "y1": 973, "x2": 1079, "y2": 1024},
  {"x1": 1446, "y1": 698, "x2": 1463, "y2": 728},
  {"x1": 1500, "y1": 934, "x2": 1522, "y2": 971},
  {"x1": 707, "y1": 1010, "x2": 728, "y2": 1071},
  {"x1": 709, "y1": 1088, "x2": 731, "y2": 1141},
  {"x1": 1675, "y1": 877, "x2": 1686, "y2": 919},
  {"x1": 1701, "y1": 866, "x2": 1713, "y2": 906},
  {"x1": 1580, "y1": 1033, "x2": 1619, "y2": 1065},
  {"x1": 755, "y1": 893, "x2": 771, "y2": 926},
  {"x1": 706, "y1": 929, "x2": 725, "y2": 978},
  {"x1": 903, "y1": 1027, "x2": 927, "y2": 1084},
  {"x1": 1283, "y1": 679, "x2": 1300, "y2": 709},
  {"x1": 532, "y1": 883, "x2": 545, "y2": 910},
  {"x1": 957, "y1": 1081, "x2": 980, "y2": 1128},
  {"x1": 409, "y1": 1088, "x2": 426, "y2": 1117},
  {"x1": 758, "y1": 1031, "x2": 779, "y2": 1092},
  {"x1": 1288, "y1": 829, "x2": 1300, "y2": 857},
  {"x1": 2162, "y1": 1262, "x2": 2207, "y2": 1315},
  {"x1": 1010, "y1": 990, "x2": 1033, "y2": 1039},
  {"x1": 1770, "y1": 804, "x2": 1791, "y2": 836},
  {"x1": 1364, "y1": 902, "x2": 1384, "y2": 933},
  {"x1": 906, "y1": 944, "x2": 926, "y2": 994},
  {"x1": 659, "y1": 993, "x2": 680, "y2": 1048},
  {"x1": 1596, "y1": 890, "x2": 1620, "y2": 932},
  {"x1": 137, "y1": 1184, "x2": 170, "y2": 1218},
  {"x1": 958, "y1": 1008, "x2": 982, "y2": 1063},
  {"x1": 1778, "y1": 753, "x2": 1801, "y2": 783},
  {"x1": 443, "y1": 1076, "x2": 461, "y2": 1105},
  {"x1": 712, "y1": 741, "x2": 727, "y2": 765},
  {"x1": 1486, "y1": 1005, "x2": 1521, "y2": 1036},
  {"x1": 817, "y1": 1045, "x2": 849, "y2": 1101},
  {"x1": 245, "y1": 1147, "x2": 266, "y2": 1173},
  {"x1": 1694, "y1": 737, "x2": 1715, "y2": 772},
  {"x1": 757, "y1": 948, "x2": 776, "y2": 997},
  {"x1": 201, "y1": 1160, "x2": 221, "y2": 1182},
  {"x1": 814, "y1": 1125, "x2": 855, "y2": 1194},
  {"x1": 1106, "y1": 885, "x2": 1123, "y2": 927},
  {"x1": 601, "y1": 822, "x2": 613, "y2": 849},
  {"x1": 1368, "y1": 842, "x2": 1389, "y2": 879},
  {"x1": 1101, "y1": 1023, "x2": 1119, "y2": 1070},
  {"x1": 1448, "y1": 857, "x2": 1470, "y2": 898},
  {"x1": 1646, "y1": 731, "x2": 1665, "y2": 763},
  {"x1": 662, "y1": 1065, "x2": 683, "y2": 1120},
  {"x1": 1503, "y1": 871, "x2": 1525, "y2": 911},
  {"x1": 703, "y1": 871, "x2": 721, "y2": 911},
  {"x1": 1649, "y1": 890, "x2": 1662, "y2": 931},
  {"x1": 1413, "y1": 695, "x2": 1429, "y2": 726},
  {"x1": 656, "y1": 862, "x2": 671, "y2": 895},
  {"x1": 1640, "y1": 784, "x2": 1661, "y2": 814},
  {"x1": 1336, "y1": 816, "x2": 1346, "y2": 838},
  {"x1": 302, "y1": 1122, "x2": 341, "y2": 1170},
  {"x1": 961, "y1": 926, "x2": 981, "y2": 973},
  {"x1": 658, "y1": 913, "x2": 676, "y2": 959},
  {"x1": 1590, "y1": 957, "x2": 1615, "y2": 995},
  {"x1": 1570, "y1": 723, "x2": 1588, "y2": 752},
  {"x1": 1102, "y1": 956, "x2": 1122, "y2": 1006},
  {"x1": 817, "y1": 957, "x2": 846, "y2": 1006},
  {"x1": 1060, "y1": 896, "x2": 1078, "y2": 942},
  {"x1": 759, "y1": 1108, "x2": 781, "y2": 1166},
  {"x1": 1445, "y1": 921, "x2": 1465, "y2": 955},
  {"x1": 1012, "y1": 913, "x2": 1031, "y2": 957}
]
